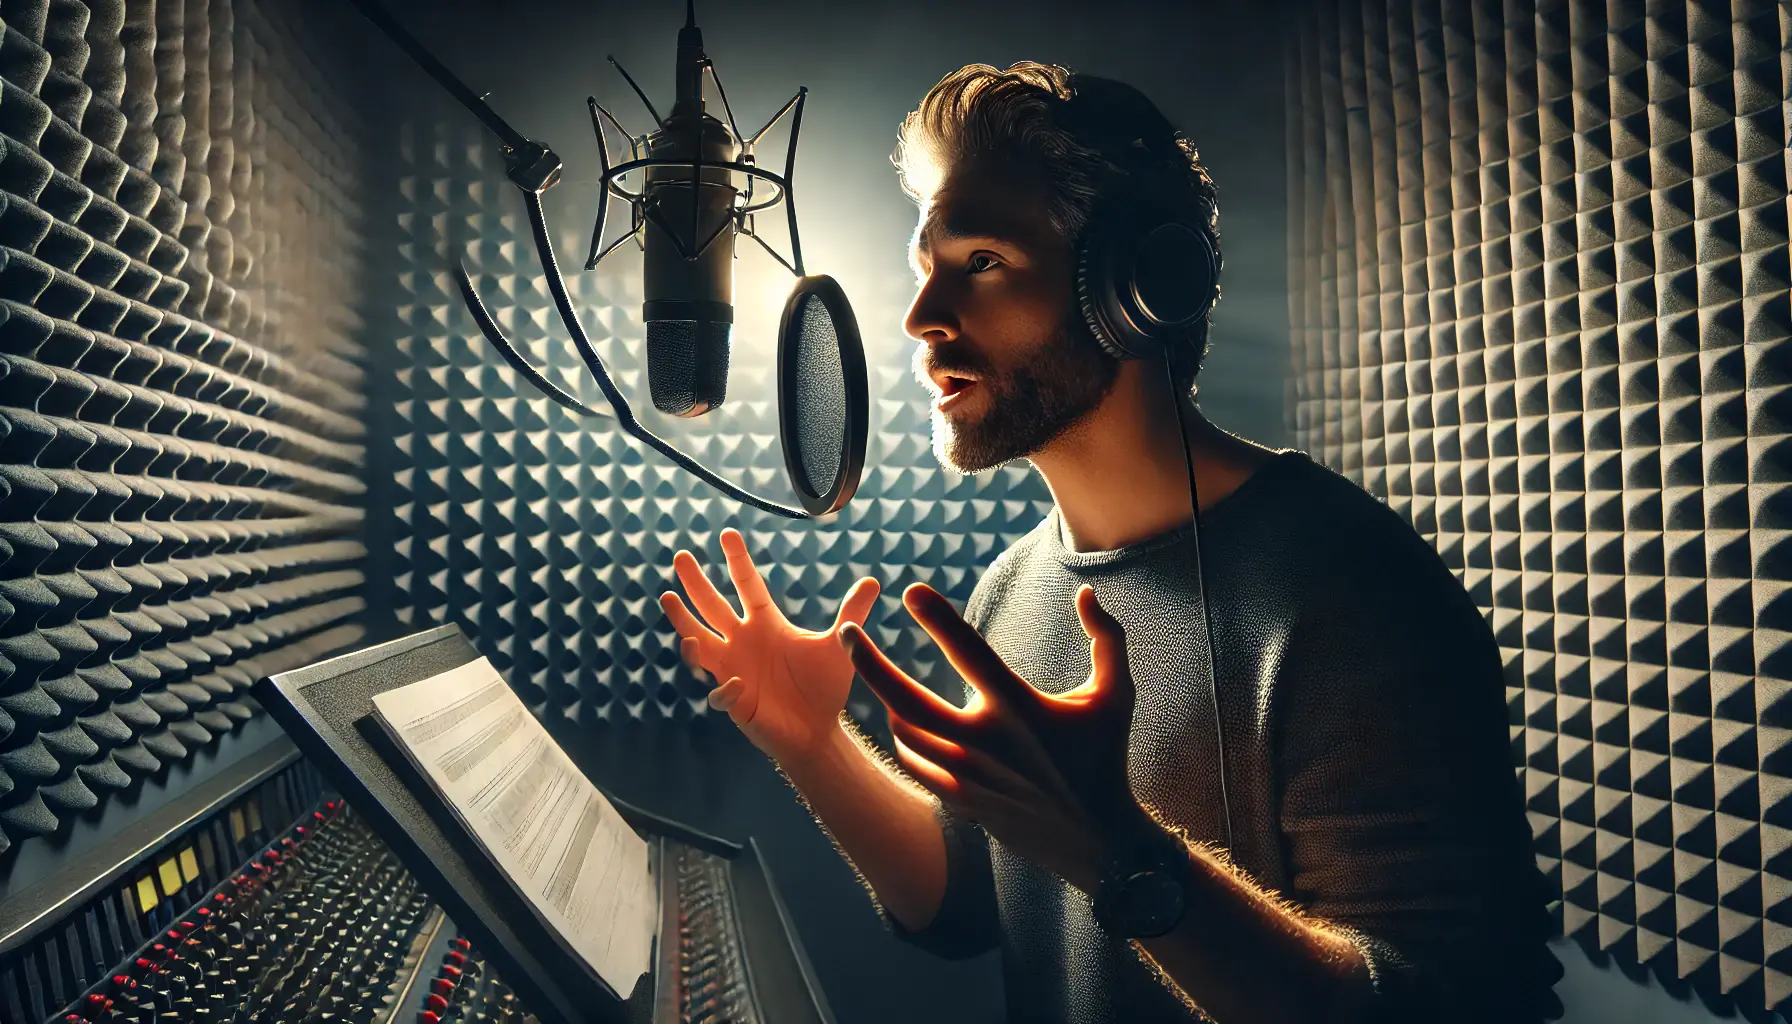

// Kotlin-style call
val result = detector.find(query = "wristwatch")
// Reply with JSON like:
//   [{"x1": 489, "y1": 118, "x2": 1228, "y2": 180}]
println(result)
[{"x1": 1091, "y1": 827, "x2": 1189, "y2": 939}]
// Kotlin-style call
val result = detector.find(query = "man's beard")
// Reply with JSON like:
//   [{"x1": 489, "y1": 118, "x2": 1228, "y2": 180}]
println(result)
[{"x1": 922, "y1": 316, "x2": 1120, "y2": 475}]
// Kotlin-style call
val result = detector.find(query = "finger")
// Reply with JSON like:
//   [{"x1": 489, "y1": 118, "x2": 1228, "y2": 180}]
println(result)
[
  {"x1": 679, "y1": 637, "x2": 713, "y2": 680},
  {"x1": 890, "y1": 730, "x2": 963, "y2": 801},
  {"x1": 719, "y1": 529, "x2": 777, "y2": 616},
  {"x1": 673, "y1": 549, "x2": 741, "y2": 628},
  {"x1": 1061, "y1": 585, "x2": 1135, "y2": 710},
  {"x1": 838, "y1": 623, "x2": 973, "y2": 742},
  {"x1": 729, "y1": 676, "x2": 762, "y2": 725},
  {"x1": 902, "y1": 584, "x2": 1038, "y2": 711},
  {"x1": 830, "y1": 576, "x2": 882, "y2": 634},
  {"x1": 660, "y1": 592, "x2": 724, "y2": 647},
  {"x1": 888, "y1": 715, "x2": 1041, "y2": 803},
  {"x1": 708, "y1": 675, "x2": 745, "y2": 711},
  {"x1": 711, "y1": 676, "x2": 763, "y2": 730}
]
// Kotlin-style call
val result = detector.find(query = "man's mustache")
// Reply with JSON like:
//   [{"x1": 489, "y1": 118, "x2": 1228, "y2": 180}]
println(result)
[{"x1": 914, "y1": 347, "x2": 994, "y2": 385}]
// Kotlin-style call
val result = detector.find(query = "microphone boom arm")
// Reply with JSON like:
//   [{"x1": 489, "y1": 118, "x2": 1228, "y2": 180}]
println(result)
[{"x1": 345, "y1": 0, "x2": 562, "y2": 193}]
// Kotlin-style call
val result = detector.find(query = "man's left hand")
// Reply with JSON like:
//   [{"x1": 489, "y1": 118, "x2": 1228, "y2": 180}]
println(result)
[{"x1": 838, "y1": 583, "x2": 1153, "y2": 894}]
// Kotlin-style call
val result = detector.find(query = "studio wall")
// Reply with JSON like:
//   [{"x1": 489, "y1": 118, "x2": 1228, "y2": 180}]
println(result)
[
  {"x1": 1288, "y1": 0, "x2": 1791, "y2": 1018},
  {"x1": 0, "y1": 0, "x2": 381, "y2": 866}
]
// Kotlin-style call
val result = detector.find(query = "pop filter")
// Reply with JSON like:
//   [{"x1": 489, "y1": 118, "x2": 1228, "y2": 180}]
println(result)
[{"x1": 779, "y1": 275, "x2": 867, "y2": 516}]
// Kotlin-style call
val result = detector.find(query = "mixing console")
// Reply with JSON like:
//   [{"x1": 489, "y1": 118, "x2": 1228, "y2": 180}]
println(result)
[
  {"x1": 661, "y1": 843, "x2": 759, "y2": 1024},
  {"x1": 2, "y1": 737, "x2": 832, "y2": 1024},
  {"x1": 54, "y1": 803, "x2": 438, "y2": 1024}
]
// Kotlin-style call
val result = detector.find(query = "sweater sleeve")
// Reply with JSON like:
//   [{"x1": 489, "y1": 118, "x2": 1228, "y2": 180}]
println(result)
[
  {"x1": 883, "y1": 800, "x2": 1003, "y2": 959},
  {"x1": 1273, "y1": 584, "x2": 1563, "y2": 1022},
  {"x1": 880, "y1": 568, "x2": 1006, "y2": 960}
]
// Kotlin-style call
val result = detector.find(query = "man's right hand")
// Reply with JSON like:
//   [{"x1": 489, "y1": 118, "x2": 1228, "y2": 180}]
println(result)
[{"x1": 660, "y1": 528, "x2": 881, "y2": 764}]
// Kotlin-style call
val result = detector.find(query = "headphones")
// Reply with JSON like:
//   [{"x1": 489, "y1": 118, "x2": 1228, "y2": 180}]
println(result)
[
  {"x1": 1063, "y1": 76, "x2": 1222, "y2": 369},
  {"x1": 1060, "y1": 75, "x2": 1236, "y2": 856}
]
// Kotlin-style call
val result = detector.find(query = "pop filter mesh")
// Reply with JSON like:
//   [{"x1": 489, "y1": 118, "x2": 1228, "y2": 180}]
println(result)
[{"x1": 787, "y1": 292, "x2": 847, "y2": 496}]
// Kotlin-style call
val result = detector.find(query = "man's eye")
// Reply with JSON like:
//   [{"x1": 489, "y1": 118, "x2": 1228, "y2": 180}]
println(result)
[{"x1": 967, "y1": 253, "x2": 1001, "y2": 274}]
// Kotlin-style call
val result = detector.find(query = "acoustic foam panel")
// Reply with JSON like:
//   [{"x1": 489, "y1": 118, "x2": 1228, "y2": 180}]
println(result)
[
  {"x1": 0, "y1": 0, "x2": 378, "y2": 860},
  {"x1": 1288, "y1": 0, "x2": 1791, "y2": 1017},
  {"x1": 376, "y1": 113, "x2": 1057, "y2": 724}
]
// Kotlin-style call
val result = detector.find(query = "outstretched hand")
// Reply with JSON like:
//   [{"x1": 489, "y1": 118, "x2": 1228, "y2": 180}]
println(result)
[
  {"x1": 660, "y1": 528, "x2": 880, "y2": 762},
  {"x1": 839, "y1": 583, "x2": 1148, "y2": 892}
]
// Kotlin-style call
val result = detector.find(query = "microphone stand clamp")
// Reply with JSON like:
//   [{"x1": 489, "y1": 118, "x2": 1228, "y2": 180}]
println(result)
[{"x1": 504, "y1": 140, "x2": 564, "y2": 195}]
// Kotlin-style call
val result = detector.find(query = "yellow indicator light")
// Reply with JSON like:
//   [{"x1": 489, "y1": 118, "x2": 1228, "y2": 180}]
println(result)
[
  {"x1": 135, "y1": 875, "x2": 159, "y2": 913},
  {"x1": 158, "y1": 857, "x2": 183, "y2": 897}
]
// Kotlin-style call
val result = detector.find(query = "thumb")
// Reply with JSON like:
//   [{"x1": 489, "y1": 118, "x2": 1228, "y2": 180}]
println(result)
[
  {"x1": 711, "y1": 675, "x2": 758, "y2": 725},
  {"x1": 831, "y1": 576, "x2": 882, "y2": 634},
  {"x1": 1076, "y1": 586, "x2": 1134, "y2": 705}
]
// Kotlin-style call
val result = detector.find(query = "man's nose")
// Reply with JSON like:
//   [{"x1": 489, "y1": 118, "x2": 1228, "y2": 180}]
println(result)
[{"x1": 903, "y1": 276, "x2": 960, "y2": 344}]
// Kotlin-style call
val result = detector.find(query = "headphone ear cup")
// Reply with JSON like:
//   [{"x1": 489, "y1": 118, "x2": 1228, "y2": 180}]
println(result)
[
  {"x1": 1132, "y1": 223, "x2": 1218, "y2": 327},
  {"x1": 1077, "y1": 215, "x2": 1171, "y2": 362},
  {"x1": 1075, "y1": 232, "x2": 1138, "y2": 362},
  {"x1": 1076, "y1": 203, "x2": 1221, "y2": 365}
]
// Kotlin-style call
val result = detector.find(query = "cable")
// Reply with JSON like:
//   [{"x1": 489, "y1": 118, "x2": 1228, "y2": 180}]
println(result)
[{"x1": 1163, "y1": 347, "x2": 1235, "y2": 853}]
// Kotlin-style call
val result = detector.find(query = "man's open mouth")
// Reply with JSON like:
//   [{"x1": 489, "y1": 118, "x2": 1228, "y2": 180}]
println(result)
[{"x1": 941, "y1": 376, "x2": 977, "y2": 396}]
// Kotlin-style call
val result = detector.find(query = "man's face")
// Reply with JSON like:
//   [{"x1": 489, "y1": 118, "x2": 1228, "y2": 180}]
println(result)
[{"x1": 905, "y1": 156, "x2": 1119, "y2": 474}]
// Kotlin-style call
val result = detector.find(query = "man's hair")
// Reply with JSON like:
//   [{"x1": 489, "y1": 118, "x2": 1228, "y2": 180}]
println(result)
[{"x1": 891, "y1": 61, "x2": 1222, "y2": 393}]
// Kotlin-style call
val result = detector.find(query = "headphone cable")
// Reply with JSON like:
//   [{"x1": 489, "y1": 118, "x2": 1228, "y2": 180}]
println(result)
[{"x1": 1163, "y1": 347, "x2": 1235, "y2": 854}]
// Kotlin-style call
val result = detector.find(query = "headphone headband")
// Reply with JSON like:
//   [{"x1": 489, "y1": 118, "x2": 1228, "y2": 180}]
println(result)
[
  {"x1": 1060, "y1": 73, "x2": 1184, "y2": 167},
  {"x1": 1063, "y1": 75, "x2": 1220, "y2": 367}
]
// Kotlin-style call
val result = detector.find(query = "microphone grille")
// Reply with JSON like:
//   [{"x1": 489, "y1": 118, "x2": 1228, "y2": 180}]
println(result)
[{"x1": 647, "y1": 320, "x2": 731, "y2": 416}]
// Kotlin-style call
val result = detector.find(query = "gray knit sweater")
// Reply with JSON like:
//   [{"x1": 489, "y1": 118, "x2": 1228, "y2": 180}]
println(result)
[{"x1": 886, "y1": 449, "x2": 1563, "y2": 1023}]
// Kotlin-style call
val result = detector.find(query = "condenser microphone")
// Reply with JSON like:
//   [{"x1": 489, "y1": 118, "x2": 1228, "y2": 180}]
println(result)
[{"x1": 641, "y1": 4, "x2": 738, "y2": 417}]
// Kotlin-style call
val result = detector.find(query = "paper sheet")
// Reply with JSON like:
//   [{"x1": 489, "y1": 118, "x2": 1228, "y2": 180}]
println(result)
[{"x1": 371, "y1": 657, "x2": 655, "y2": 998}]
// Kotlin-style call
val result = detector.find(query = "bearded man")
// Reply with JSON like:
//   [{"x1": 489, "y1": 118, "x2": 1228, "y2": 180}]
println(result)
[{"x1": 660, "y1": 62, "x2": 1562, "y2": 1024}]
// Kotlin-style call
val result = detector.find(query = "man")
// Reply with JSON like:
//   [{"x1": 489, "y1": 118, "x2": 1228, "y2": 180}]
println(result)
[{"x1": 660, "y1": 62, "x2": 1563, "y2": 1023}]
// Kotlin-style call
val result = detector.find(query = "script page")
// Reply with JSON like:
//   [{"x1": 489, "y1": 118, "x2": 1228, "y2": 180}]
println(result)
[{"x1": 370, "y1": 656, "x2": 655, "y2": 998}]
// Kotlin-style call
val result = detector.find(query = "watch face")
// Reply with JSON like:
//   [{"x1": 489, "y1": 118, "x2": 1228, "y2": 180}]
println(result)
[{"x1": 1107, "y1": 870, "x2": 1186, "y2": 937}]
